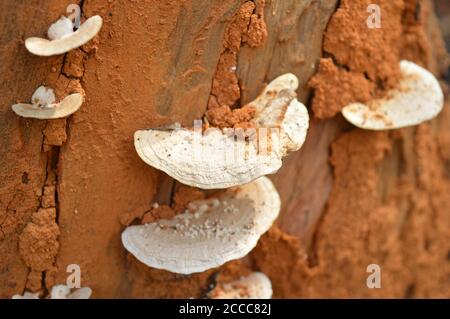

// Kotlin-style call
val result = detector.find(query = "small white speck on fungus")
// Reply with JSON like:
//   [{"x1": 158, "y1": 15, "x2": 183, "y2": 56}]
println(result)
[
  {"x1": 121, "y1": 176, "x2": 280, "y2": 275},
  {"x1": 25, "y1": 15, "x2": 103, "y2": 56},
  {"x1": 342, "y1": 60, "x2": 444, "y2": 130},
  {"x1": 12, "y1": 86, "x2": 83, "y2": 119}
]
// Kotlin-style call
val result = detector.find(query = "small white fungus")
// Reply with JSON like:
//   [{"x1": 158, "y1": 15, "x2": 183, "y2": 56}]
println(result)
[
  {"x1": 31, "y1": 86, "x2": 56, "y2": 108},
  {"x1": 48, "y1": 16, "x2": 74, "y2": 40}
]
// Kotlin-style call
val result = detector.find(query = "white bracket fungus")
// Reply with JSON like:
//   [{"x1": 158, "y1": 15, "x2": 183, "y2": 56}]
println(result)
[
  {"x1": 342, "y1": 60, "x2": 444, "y2": 130},
  {"x1": 121, "y1": 176, "x2": 280, "y2": 275},
  {"x1": 12, "y1": 285, "x2": 92, "y2": 299},
  {"x1": 49, "y1": 285, "x2": 92, "y2": 299},
  {"x1": 11, "y1": 292, "x2": 40, "y2": 299},
  {"x1": 134, "y1": 74, "x2": 309, "y2": 189},
  {"x1": 25, "y1": 15, "x2": 103, "y2": 56},
  {"x1": 12, "y1": 86, "x2": 83, "y2": 119},
  {"x1": 209, "y1": 272, "x2": 273, "y2": 299}
]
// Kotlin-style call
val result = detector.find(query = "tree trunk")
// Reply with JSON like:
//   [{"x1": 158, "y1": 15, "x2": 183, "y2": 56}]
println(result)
[{"x1": 0, "y1": 0, "x2": 449, "y2": 298}]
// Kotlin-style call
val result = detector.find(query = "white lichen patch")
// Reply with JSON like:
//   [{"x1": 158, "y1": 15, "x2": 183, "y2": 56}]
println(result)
[
  {"x1": 12, "y1": 86, "x2": 83, "y2": 119},
  {"x1": 121, "y1": 176, "x2": 280, "y2": 275},
  {"x1": 134, "y1": 73, "x2": 309, "y2": 189},
  {"x1": 209, "y1": 272, "x2": 273, "y2": 299},
  {"x1": 342, "y1": 60, "x2": 444, "y2": 130},
  {"x1": 25, "y1": 15, "x2": 103, "y2": 56}
]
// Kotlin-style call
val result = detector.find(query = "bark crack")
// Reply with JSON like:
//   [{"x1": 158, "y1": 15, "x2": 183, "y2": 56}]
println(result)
[{"x1": 20, "y1": 0, "x2": 89, "y2": 295}]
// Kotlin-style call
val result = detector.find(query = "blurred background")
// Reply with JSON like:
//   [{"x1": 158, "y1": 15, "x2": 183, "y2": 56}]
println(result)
[{"x1": 435, "y1": 0, "x2": 450, "y2": 50}]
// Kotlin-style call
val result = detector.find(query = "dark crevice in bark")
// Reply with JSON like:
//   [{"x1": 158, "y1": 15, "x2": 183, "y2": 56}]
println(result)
[
  {"x1": 40, "y1": 271, "x2": 48, "y2": 297},
  {"x1": 30, "y1": 143, "x2": 60, "y2": 297},
  {"x1": 206, "y1": 0, "x2": 261, "y2": 119},
  {"x1": 20, "y1": 125, "x2": 49, "y2": 296},
  {"x1": 79, "y1": 0, "x2": 86, "y2": 16},
  {"x1": 21, "y1": 4, "x2": 88, "y2": 293},
  {"x1": 322, "y1": 51, "x2": 350, "y2": 72},
  {"x1": 305, "y1": 200, "x2": 327, "y2": 268},
  {"x1": 169, "y1": 179, "x2": 177, "y2": 207},
  {"x1": 201, "y1": 271, "x2": 220, "y2": 298},
  {"x1": 404, "y1": 283, "x2": 416, "y2": 298}
]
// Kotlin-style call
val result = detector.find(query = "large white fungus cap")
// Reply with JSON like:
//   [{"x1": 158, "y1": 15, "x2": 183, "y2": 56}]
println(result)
[
  {"x1": 209, "y1": 272, "x2": 273, "y2": 299},
  {"x1": 342, "y1": 60, "x2": 444, "y2": 130},
  {"x1": 134, "y1": 73, "x2": 309, "y2": 189},
  {"x1": 25, "y1": 15, "x2": 103, "y2": 56},
  {"x1": 12, "y1": 86, "x2": 83, "y2": 119},
  {"x1": 12, "y1": 285, "x2": 92, "y2": 299},
  {"x1": 121, "y1": 176, "x2": 280, "y2": 275}
]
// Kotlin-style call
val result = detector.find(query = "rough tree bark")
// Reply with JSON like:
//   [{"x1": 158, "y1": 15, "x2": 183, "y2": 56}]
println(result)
[{"x1": 0, "y1": 0, "x2": 449, "y2": 298}]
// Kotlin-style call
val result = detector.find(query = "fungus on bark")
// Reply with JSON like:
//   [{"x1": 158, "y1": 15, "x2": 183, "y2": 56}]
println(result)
[
  {"x1": 25, "y1": 15, "x2": 103, "y2": 56},
  {"x1": 12, "y1": 86, "x2": 83, "y2": 119},
  {"x1": 342, "y1": 61, "x2": 444, "y2": 130},
  {"x1": 134, "y1": 74, "x2": 309, "y2": 189},
  {"x1": 121, "y1": 177, "x2": 280, "y2": 274}
]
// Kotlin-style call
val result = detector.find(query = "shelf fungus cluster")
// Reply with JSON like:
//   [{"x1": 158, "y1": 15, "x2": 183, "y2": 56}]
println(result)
[
  {"x1": 25, "y1": 15, "x2": 103, "y2": 56},
  {"x1": 12, "y1": 86, "x2": 83, "y2": 119},
  {"x1": 123, "y1": 73, "x2": 307, "y2": 295},
  {"x1": 134, "y1": 73, "x2": 309, "y2": 189},
  {"x1": 208, "y1": 272, "x2": 273, "y2": 299},
  {"x1": 122, "y1": 176, "x2": 280, "y2": 275},
  {"x1": 12, "y1": 285, "x2": 92, "y2": 299},
  {"x1": 342, "y1": 60, "x2": 444, "y2": 130},
  {"x1": 12, "y1": 13, "x2": 102, "y2": 118}
]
